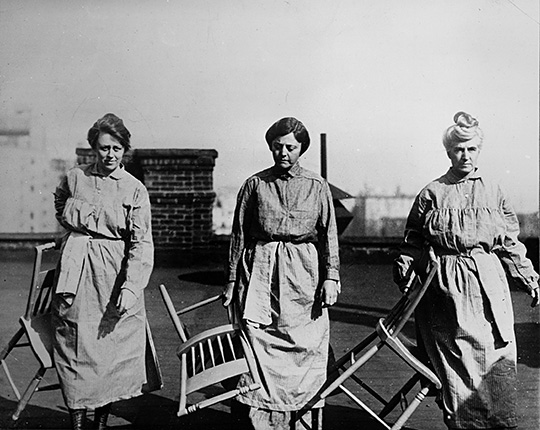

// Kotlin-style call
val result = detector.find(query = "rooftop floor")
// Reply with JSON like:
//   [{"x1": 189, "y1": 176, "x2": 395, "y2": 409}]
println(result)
[{"x1": 1, "y1": 249, "x2": 538, "y2": 430}]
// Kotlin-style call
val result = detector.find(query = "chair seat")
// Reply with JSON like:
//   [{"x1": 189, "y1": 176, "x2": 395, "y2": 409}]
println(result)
[
  {"x1": 20, "y1": 314, "x2": 54, "y2": 369},
  {"x1": 376, "y1": 319, "x2": 441, "y2": 389}
]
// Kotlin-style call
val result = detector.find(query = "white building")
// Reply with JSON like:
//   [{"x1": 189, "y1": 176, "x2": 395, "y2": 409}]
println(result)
[{"x1": 0, "y1": 108, "x2": 70, "y2": 233}]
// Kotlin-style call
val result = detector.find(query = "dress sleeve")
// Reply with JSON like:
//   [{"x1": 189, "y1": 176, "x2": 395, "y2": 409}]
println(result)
[
  {"x1": 121, "y1": 184, "x2": 154, "y2": 297},
  {"x1": 317, "y1": 181, "x2": 340, "y2": 282},
  {"x1": 226, "y1": 179, "x2": 255, "y2": 283},
  {"x1": 53, "y1": 174, "x2": 71, "y2": 230},
  {"x1": 494, "y1": 188, "x2": 539, "y2": 294},
  {"x1": 393, "y1": 189, "x2": 429, "y2": 284}
]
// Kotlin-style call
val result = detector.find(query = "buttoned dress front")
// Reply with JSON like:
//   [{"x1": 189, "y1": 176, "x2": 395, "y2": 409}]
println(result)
[
  {"x1": 395, "y1": 168, "x2": 538, "y2": 429},
  {"x1": 52, "y1": 163, "x2": 154, "y2": 409},
  {"x1": 227, "y1": 163, "x2": 340, "y2": 417}
]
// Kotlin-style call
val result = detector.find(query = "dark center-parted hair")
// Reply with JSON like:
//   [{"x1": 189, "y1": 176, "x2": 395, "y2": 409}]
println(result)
[
  {"x1": 442, "y1": 111, "x2": 483, "y2": 151},
  {"x1": 87, "y1": 113, "x2": 132, "y2": 151},
  {"x1": 265, "y1": 117, "x2": 310, "y2": 154}
]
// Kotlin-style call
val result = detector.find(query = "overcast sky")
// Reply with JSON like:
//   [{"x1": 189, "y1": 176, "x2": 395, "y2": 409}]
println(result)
[{"x1": 1, "y1": 0, "x2": 538, "y2": 212}]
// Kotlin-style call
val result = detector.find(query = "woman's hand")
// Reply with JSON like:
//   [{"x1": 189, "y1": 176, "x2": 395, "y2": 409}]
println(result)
[
  {"x1": 393, "y1": 255, "x2": 415, "y2": 293},
  {"x1": 321, "y1": 280, "x2": 339, "y2": 307},
  {"x1": 222, "y1": 281, "x2": 235, "y2": 307},
  {"x1": 117, "y1": 289, "x2": 137, "y2": 315},
  {"x1": 531, "y1": 287, "x2": 539, "y2": 308}
]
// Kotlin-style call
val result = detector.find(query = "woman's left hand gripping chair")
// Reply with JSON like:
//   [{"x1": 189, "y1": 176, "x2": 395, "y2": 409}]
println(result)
[{"x1": 0, "y1": 242, "x2": 59, "y2": 421}]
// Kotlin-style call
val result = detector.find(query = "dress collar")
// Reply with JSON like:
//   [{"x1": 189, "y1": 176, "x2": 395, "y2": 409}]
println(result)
[
  {"x1": 271, "y1": 162, "x2": 302, "y2": 179},
  {"x1": 445, "y1": 167, "x2": 482, "y2": 184},
  {"x1": 90, "y1": 163, "x2": 127, "y2": 180}
]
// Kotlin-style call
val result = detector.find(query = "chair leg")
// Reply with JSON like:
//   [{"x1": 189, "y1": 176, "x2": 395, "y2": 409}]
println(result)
[
  {"x1": 178, "y1": 356, "x2": 188, "y2": 416},
  {"x1": 391, "y1": 385, "x2": 431, "y2": 430},
  {"x1": 0, "y1": 327, "x2": 25, "y2": 361},
  {"x1": 380, "y1": 373, "x2": 421, "y2": 418},
  {"x1": 292, "y1": 408, "x2": 323, "y2": 430},
  {"x1": 11, "y1": 366, "x2": 46, "y2": 421},
  {"x1": 1, "y1": 328, "x2": 26, "y2": 400}
]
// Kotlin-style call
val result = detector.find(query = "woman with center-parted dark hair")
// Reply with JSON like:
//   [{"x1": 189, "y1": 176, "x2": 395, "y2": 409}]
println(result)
[
  {"x1": 223, "y1": 117, "x2": 340, "y2": 429},
  {"x1": 52, "y1": 113, "x2": 156, "y2": 430}
]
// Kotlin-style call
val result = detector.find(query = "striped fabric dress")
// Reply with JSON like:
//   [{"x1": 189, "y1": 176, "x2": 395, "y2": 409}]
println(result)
[
  {"x1": 395, "y1": 168, "x2": 538, "y2": 429},
  {"x1": 52, "y1": 163, "x2": 154, "y2": 409},
  {"x1": 227, "y1": 162, "x2": 340, "y2": 425}
]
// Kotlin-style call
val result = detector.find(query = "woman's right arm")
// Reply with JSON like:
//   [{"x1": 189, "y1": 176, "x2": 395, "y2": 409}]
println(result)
[
  {"x1": 393, "y1": 190, "x2": 429, "y2": 290},
  {"x1": 54, "y1": 174, "x2": 72, "y2": 231},
  {"x1": 223, "y1": 179, "x2": 255, "y2": 306}
]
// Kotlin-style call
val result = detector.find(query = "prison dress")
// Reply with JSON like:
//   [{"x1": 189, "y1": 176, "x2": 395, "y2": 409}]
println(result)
[
  {"x1": 227, "y1": 163, "x2": 340, "y2": 416},
  {"x1": 395, "y1": 168, "x2": 538, "y2": 429},
  {"x1": 52, "y1": 163, "x2": 154, "y2": 409}
]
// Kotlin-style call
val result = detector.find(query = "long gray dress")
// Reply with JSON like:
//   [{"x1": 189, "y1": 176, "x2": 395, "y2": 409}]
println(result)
[
  {"x1": 227, "y1": 163, "x2": 340, "y2": 423},
  {"x1": 395, "y1": 168, "x2": 538, "y2": 429},
  {"x1": 52, "y1": 163, "x2": 154, "y2": 409}
]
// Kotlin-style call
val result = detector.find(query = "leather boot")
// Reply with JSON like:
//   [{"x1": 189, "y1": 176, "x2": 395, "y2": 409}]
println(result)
[
  {"x1": 93, "y1": 403, "x2": 111, "y2": 430},
  {"x1": 69, "y1": 409, "x2": 86, "y2": 430}
]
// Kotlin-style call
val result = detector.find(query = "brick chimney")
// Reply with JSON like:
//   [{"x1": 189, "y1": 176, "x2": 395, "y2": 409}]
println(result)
[{"x1": 76, "y1": 147, "x2": 218, "y2": 257}]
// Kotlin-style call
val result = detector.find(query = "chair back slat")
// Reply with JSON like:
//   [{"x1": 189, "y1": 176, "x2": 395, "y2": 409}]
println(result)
[
  {"x1": 191, "y1": 348, "x2": 196, "y2": 376},
  {"x1": 226, "y1": 332, "x2": 237, "y2": 360},
  {"x1": 35, "y1": 270, "x2": 56, "y2": 316},
  {"x1": 217, "y1": 335, "x2": 225, "y2": 361},
  {"x1": 208, "y1": 339, "x2": 216, "y2": 366},
  {"x1": 198, "y1": 343, "x2": 205, "y2": 371}
]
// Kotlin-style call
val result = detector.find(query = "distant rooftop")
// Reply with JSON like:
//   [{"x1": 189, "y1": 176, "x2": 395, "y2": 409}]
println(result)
[{"x1": 0, "y1": 108, "x2": 31, "y2": 136}]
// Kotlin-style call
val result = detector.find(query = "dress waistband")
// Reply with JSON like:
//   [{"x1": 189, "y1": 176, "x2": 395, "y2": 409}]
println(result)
[
  {"x1": 433, "y1": 246, "x2": 487, "y2": 257},
  {"x1": 251, "y1": 236, "x2": 316, "y2": 245}
]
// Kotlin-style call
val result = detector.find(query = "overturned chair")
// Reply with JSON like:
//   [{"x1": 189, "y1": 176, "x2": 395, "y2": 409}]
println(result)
[
  {"x1": 303, "y1": 248, "x2": 441, "y2": 430},
  {"x1": 159, "y1": 284, "x2": 262, "y2": 417},
  {"x1": 0, "y1": 242, "x2": 59, "y2": 421}
]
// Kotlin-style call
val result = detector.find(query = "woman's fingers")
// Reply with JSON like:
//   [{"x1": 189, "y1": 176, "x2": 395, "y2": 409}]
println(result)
[
  {"x1": 322, "y1": 280, "x2": 338, "y2": 307},
  {"x1": 222, "y1": 282, "x2": 235, "y2": 307},
  {"x1": 117, "y1": 289, "x2": 137, "y2": 314},
  {"x1": 531, "y1": 288, "x2": 539, "y2": 308}
]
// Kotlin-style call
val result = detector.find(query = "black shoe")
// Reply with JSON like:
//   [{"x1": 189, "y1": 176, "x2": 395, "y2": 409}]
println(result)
[
  {"x1": 93, "y1": 403, "x2": 111, "y2": 430},
  {"x1": 69, "y1": 409, "x2": 87, "y2": 430}
]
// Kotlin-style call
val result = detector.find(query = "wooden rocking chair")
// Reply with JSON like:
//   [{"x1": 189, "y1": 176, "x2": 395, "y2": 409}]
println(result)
[
  {"x1": 310, "y1": 248, "x2": 442, "y2": 430},
  {"x1": 159, "y1": 284, "x2": 262, "y2": 417},
  {"x1": 0, "y1": 242, "x2": 59, "y2": 421}
]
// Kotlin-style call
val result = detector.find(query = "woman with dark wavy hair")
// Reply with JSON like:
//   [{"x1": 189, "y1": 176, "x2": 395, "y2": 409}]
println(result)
[
  {"x1": 394, "y1": 112, "x2": 539, "y2": 429},
  {"x1": 52, "y1": 113, "x2": 155, "y2": 430},
  {"x1": 223, "y1": 117, "x2": 340, "y2": 429}
]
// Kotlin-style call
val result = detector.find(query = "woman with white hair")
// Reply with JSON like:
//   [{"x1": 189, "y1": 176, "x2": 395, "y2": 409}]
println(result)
[{"x1": 394, "y1": 111, "x2": 539, "y2": 429}]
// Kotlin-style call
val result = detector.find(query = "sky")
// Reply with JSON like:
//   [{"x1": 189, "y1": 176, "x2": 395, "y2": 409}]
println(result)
[{"x1": 1, "y1": 0, "x2": 538, "y2": 212}]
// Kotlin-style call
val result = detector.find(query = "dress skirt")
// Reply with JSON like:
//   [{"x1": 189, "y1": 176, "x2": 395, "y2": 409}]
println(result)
[
  {"x1": 416, "y1": 253, "x2": 517, "y2": 429},
  {"x1": 235, "y1": 240, "x2": 329, "y2": 411},
  {"x1": 52, "y1": 238, "x2": 147, "y2": 409}
]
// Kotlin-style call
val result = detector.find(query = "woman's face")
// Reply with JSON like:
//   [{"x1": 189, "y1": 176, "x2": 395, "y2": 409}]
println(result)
[
  {"x1": 94, "y1": 132, "x2": 125, "y2": 175},
  {"x1": 271, "y1": 132, "x2": 302, "y2": 170},
  {"x1": 446, "y1": 136, "x2": 481, "y2": 177}
]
